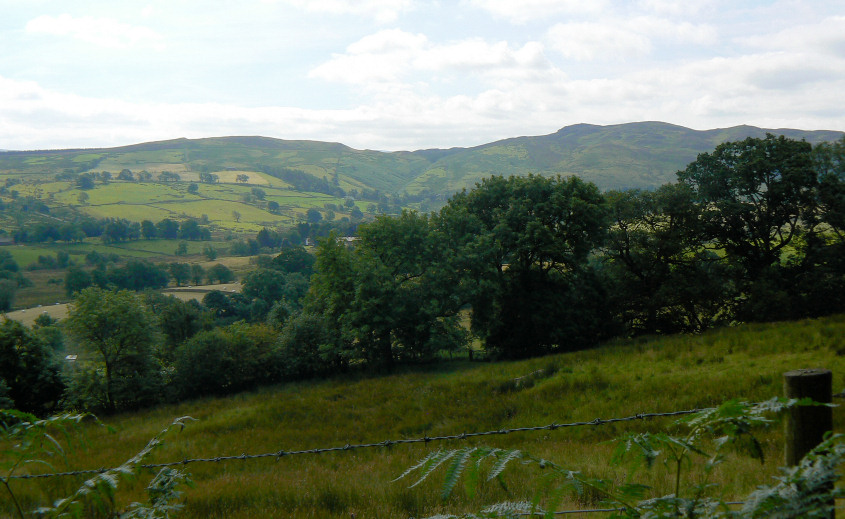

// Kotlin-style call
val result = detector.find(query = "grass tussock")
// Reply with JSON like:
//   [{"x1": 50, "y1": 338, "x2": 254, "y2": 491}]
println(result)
[{"x1": 5, "y1": 314, "x2": 845, "y2": 518}]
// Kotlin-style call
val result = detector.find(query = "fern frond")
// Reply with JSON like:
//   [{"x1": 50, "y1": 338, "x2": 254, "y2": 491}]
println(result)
[
  {"x1": 442, "y1": 447, "x2": 477, "y2": 499},
  {"x1": 393, "y1": 450, "x2": 443, "y2": 482},
  {"x1": 488, "y1": 449, "x2": 523, "y2": 480},
  {"x1": 409, "y1": 450, "x2": 459, "y2": 489}
]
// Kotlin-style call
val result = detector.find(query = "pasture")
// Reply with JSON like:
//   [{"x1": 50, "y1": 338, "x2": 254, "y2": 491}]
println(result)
[{"x1": 5, "y1": 314, "x2": 844, "y2": 518}]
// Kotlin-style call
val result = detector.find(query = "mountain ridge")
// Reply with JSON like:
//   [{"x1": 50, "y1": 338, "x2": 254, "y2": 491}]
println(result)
[{"x1": 1, "y1": 122, "x2": 842, "y2": 196}]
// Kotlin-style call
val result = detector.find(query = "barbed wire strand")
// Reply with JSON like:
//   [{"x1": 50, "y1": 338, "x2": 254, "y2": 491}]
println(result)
[
  {"x1": 8, "y1": 406, "x2": 709, "y2": 480},
  {"x1": 507, "y1": 501, "x2": 750, "y2": 516}
]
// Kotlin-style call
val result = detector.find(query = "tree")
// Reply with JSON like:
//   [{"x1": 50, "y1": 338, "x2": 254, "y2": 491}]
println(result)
[
  {"x1": 141, "y1": 219, "x2": 157, "y2": 240},
  {"x1": 0, "y1": 279, "x2": 16, "y2": 312},
  {"x1": 76, "y1": 174, "x2": 95, "y2": 190},
  {"x1": 64, "y1": 266, "x2": 92, "y2": 296},
  {"x1": 190, "y1": 263, "x2": 205, "y2": 285},
  {"x1": 251, "y1": 187, "x2": 265, "y2": 200},
  {"x1": 602, "y1": 185, "x2": 732, "y2": 335},
  {"x1": 158, "y1": 171, "x2": 180, "y2": 182},
  {"x1": 678, "y1": 135, "x2": 816, "y2": 279},
  {"x1": 678, "y1": 135, "x2": 817, "y2": 321},
  {"x1": 157, "y1": 297, "x2": 203, "y2": 355},
  {"x1": 0, "y1": 319, "x2": 64, "y2": 415},
  {"x1": 444, "y1": 174, "x2": 609, "y2": 358},
  {"x1": 168, "y1": 262, "x2": 191, "y2": 286},
  {"x1": 65, "y1": 287, "x2": 159, "y2": 413},
  {"x1": 117, "y1": 169, "x2": 134, "y2": 181},
  {"x1": 179, "y1": 220, "x2": 204, "y2": 240},
  {"x1": 306, "y1": 208, "x2": 322, "y2": 223},
  {"x1": 232, "y1": 210, "x2": 241, "y2": 223},
  {"x1": 187, "y1": 182, "x2": 199, "y2": 195},
  {"x1": 206, "y1": 263, "x2": 235, "y2": 284},
  {"x1": 199, "y1": 172, "x2": 218, "y2": 183},
  {"x1": 271, "y1": 246, "x2": 316, "y2": 275},
  {"x1": 267, "y1": 200, "x2": 280, "y2": 213},
  {"x1": 203, "y1": 245, "x2": 218, "y2": 261},
  {"x1": 235, "y1": 174, "x2": 249, "y2": 183},
  {"x1": 77, "y1": 192, "x2": 89, "y2": 205},
  {"x1": 156, "y1": 219, "x2": 180, "y2": 239}
]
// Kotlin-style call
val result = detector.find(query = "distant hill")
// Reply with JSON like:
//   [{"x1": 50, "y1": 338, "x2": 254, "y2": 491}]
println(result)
[
  {"x1": 403, "y1": 122, "x2": 844, "y2": 194},
  {"x1": 1, "y1": 122, "x2": 842, "y2": 199}
]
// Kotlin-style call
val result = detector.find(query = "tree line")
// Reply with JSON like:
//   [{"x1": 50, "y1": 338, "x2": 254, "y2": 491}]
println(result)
[{"x1": 8, "y1": 216, "x2": 213, "y2": 244}]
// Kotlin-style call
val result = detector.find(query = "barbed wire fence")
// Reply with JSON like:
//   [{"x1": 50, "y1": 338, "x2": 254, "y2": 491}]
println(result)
[
  {"x1": 9, "y1": 406, "x2": 709, "y2": 480},
  {"x1": 7, "y1": 388, "x2": 837, "y2": 518}
]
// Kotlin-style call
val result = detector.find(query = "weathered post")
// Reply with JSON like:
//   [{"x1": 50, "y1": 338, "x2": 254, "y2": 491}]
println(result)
[
  {"x1": 784, "y1": 368, "x2": 834, "y2": 518},
  {"x1": 784, "y1": 368, "x2": 833, "y2": 466}
]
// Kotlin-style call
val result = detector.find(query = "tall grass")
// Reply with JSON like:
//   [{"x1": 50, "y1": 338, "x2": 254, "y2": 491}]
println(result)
[{"x1": 5, "y1": 314, "x2": 845, "y2": 518}]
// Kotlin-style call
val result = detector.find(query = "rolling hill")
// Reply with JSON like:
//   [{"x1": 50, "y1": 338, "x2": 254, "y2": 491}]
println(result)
[{"x1": 1, "y1": 122, "x2": 842, "y2": 231}]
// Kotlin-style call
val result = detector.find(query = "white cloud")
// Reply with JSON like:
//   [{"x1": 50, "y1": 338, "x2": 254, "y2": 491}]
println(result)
[
  {"x1": 310, "y1": 29, "x2": 554, "y2": 87},
  {"x1": 468, "y1": 0, "x2": 608, "y2": 23},
  {"x1": 741, "y1": 16, "x2": 845, "y2": 56},
  {"x1": 547, "y1": 22, "x2": 652, "y2": 61},
  {"x1": 25, "y1": 14, "x2": 166, "y2": 50},
  {"x1": 263, "y1": 0, "x2": 413, "y2": 23}
]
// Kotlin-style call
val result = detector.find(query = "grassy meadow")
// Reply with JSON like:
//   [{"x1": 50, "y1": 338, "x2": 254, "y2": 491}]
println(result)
[{"x1": 6, "y1": 314, "x2": 845, "y2": 518}]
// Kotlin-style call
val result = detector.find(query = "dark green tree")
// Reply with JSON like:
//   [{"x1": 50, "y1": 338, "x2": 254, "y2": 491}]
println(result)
[
  {"x1": 141, "y1": 219, "x2": 157, "y2": 240},
  {"x1": 271, "y1": 246, "x2": 315, "y2": 275},
  {"x1": 206, "y1": 263, "x2": 235, "y2": 284},
  {"x1": 65, "y1": 287, "x2": 160, "y2": 413},
  {"x1": 602, "y1": 184, "x2": 733, "y2": 334},
  {"x1": 168, "y1": 262, "x2": 191, "y2": 286},
  {"x1": 678, "y1": 134, "x2": 817, "y2": 321},
  {"x1": 0, "y1": 319, "x2": 64, "y2": 415},
  {"x1": 64, "y1": 266, "x2": 92, "y2": 296},
  {"x1": 444, "y1": 174, "x2": 609, "y2": 358},
  {"x1": 678, "y1": 135, "x2": 816, "y2": 278}
]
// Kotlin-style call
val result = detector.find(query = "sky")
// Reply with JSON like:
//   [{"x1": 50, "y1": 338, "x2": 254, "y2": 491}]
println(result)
[{"x1": 1, "y1": 0, "x2": 844, "y2": 151}]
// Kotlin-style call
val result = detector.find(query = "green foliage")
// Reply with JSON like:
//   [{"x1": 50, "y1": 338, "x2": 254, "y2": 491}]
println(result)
[
  {"x1": 205, "y1": 264, "x2": 234, "y2": 284},
  {"x1": 0, "y1": 410, "x2": 92, "y2": 519},
  {"x1": 173, "y1": 323, "x2": 280, "y2": 398},
  {"x1": 445, "y1": 174, "x2": 610, "y2": 358},
  {"x1": 270, "y1": 246, "x2": 315, "y2": 275},
  {"x1": 65, "y1": 288, "x2": 160, "y2": 413},
  {"x1": 25, "y1": 415, "x2": 195, "y2": 519},
  {"x1": 0, "y1": 319, "x2": 65, "y2": 415},
  {"x1": 402, "y1": 399, "x2": 841, "y2": 519},
  {"x1": 602, "y1": 185, "x2": 733, "y2": 334}
]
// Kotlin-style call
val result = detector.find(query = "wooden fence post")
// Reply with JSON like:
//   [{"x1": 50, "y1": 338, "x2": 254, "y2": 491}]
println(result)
[{"x1": 783, "y1": 368, "x2": 833, "y2": 466}]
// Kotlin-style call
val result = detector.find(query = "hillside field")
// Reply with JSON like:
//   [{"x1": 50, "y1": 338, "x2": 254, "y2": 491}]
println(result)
[{"x1": 6, "y1": 314, "x2": 845, "y2": 518}]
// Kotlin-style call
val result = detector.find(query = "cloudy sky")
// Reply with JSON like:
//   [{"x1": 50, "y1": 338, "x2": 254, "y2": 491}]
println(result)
[{"x1": 1, "y1": 0, "x2": 844, "y2": 151}]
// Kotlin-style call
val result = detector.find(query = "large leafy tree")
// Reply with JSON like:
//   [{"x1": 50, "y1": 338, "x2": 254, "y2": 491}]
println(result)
[
  {"x1": 445, "y1": 174, "x2": 609, "y2": 358},
  {"x1": 66, "y1": 287, "x2": 159, "y2": 413},
  {"x1": 678, "y1": 135, "x2": 817, "y2": 321},
  {"x1": 678, "y1": 134, "x2": 816, "y2": 278},
  {"x1": 602, "y1": 184, "x2": 733, "y2": 335}
]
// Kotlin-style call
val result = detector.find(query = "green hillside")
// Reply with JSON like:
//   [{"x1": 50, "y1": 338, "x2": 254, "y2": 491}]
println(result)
[
  {"x1": 7, "y1": 314, "x2": 844, "y2": 518},
  {"x1": 404, "y1": 122, "x2": 845, "y2": 193}
]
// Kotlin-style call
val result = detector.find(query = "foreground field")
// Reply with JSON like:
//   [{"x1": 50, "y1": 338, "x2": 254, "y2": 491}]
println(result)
[{"x1": 6, "y1": 315, "x2": 845, "y2": 518}]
